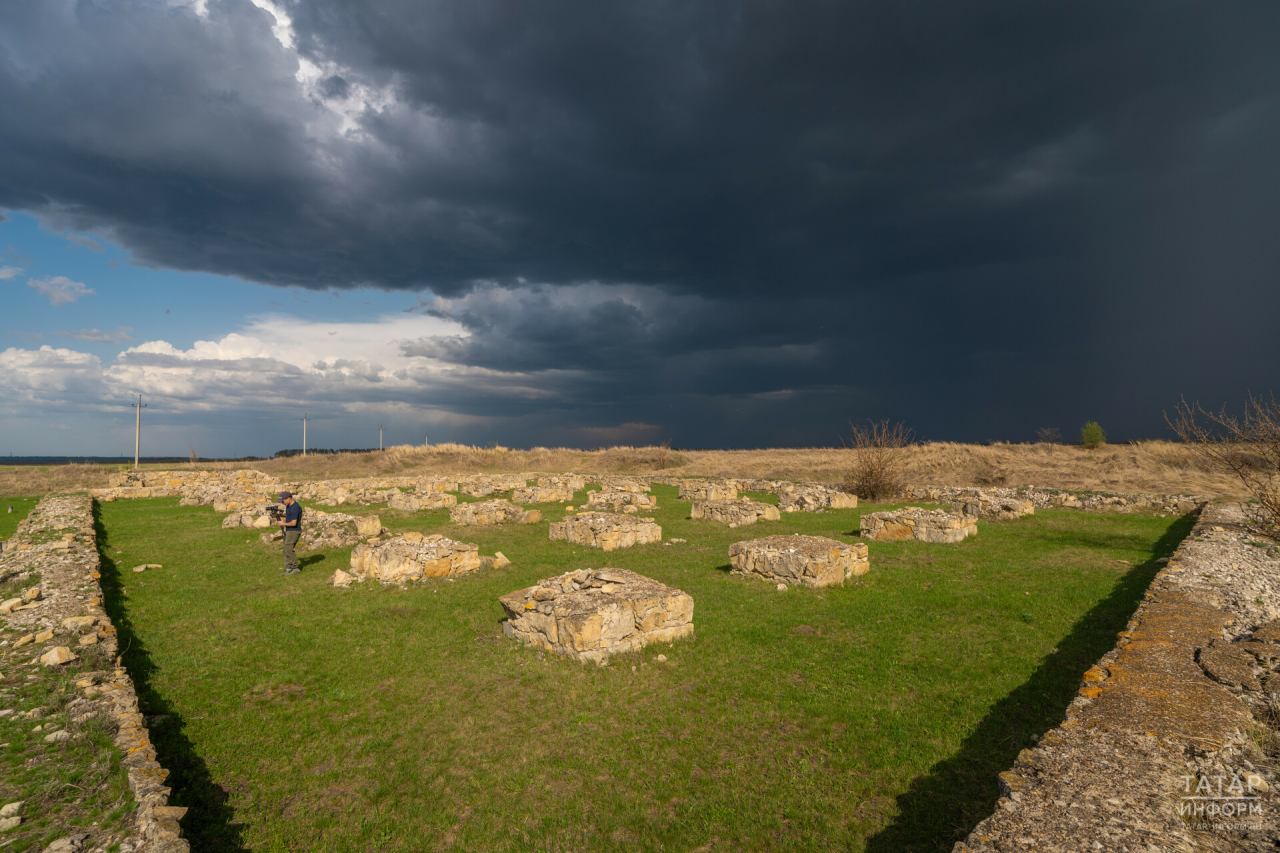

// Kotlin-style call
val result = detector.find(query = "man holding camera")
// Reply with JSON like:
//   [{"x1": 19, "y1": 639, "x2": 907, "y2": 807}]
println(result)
[{"x1": 278, "y1": 491, "x2": 303, "y2": 576}]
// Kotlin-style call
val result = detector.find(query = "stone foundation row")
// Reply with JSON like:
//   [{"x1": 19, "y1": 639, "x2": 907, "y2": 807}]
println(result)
[{"x1": 0, "y1": 495, "x2": 188, "y2": 852}]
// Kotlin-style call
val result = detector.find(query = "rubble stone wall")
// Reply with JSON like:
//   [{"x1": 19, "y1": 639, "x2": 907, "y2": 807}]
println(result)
[
  {"x1": 959, "y1": 503, "x2": 1280, "y2": 852},
  {"x1": 548, "y1": 513, "x2": 662, "y2": 551},
  {"x1": 0, "y1": 495, "x2": 189, "y2": 852}
]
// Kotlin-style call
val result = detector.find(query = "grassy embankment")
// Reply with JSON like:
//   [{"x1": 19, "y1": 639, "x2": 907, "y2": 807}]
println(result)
[
  {"x1": 0, "y1": 438, "x2": 1244, "y2": 497},
  {"x1": 95, "y1": 486, "x2": 1191, "y2": 852}
]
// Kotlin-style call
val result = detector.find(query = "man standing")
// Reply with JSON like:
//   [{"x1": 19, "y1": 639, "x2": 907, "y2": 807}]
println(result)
[{"x1": 279, "y1": 491, "x2": 303, "y2": 576}]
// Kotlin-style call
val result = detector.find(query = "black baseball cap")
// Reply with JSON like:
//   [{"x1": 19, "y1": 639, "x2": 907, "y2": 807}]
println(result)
[{"x1": 278, "y1": 491, "x2": 292, "y2": 499}]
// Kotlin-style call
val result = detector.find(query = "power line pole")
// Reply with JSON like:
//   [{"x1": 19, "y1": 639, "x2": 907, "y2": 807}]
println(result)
[
  {"x1": 131, "y1": 395, "x2": 147, "y2": 470},
  {"x1": 379, "y1": 425, "x2": 384, "y2": 451},
  {"x1": 302, "y1": 413, "x2": 308, "y2": 457}
]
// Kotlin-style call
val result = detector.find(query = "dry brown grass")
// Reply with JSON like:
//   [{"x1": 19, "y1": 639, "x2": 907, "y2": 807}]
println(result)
[{"x1": 0, "y1": 440, "x2": 1245, "y2": 498}]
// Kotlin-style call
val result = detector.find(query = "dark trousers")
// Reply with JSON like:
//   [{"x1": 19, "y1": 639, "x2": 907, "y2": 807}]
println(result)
[{"x1": 282, "y1": 529, "x2": 302, "y2": 572}]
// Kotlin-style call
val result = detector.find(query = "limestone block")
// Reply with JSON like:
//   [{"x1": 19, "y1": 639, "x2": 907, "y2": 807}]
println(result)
[
  {"x1": 512, "y1": 485, "x2": 575, "y2": 504},
  {"x1": 777, "y1": 486, "x2": 858, "y2": 512},
  {"x1": 679, "y1": 480, "x2": 738, "y2": 501},
  {"x1": 729, "y1": 534, "x2": 869, "y2": 588},
  {"x1": 691, "y1": 498, "x2": 780, "y2": 526},
  {"x1": 593, "y1": 476, "x2": 651, "y2": 493},
  {"x1": 349, "y1": 534, "x2": 482, "y2": 584},
  {"x1": 499, "y1": 568, "x2": 694, "y2": 663},
  {"x1": 387, "y1": 492, "x2": 458, "y2": 512},
  {"x1": 459, "y1": 474, "x2": 529, "y2": 497},
  {"x1": 538, "y1": 474, "x2": 586, "y2": 492},
  {"x1": 860, "y1": 507, "x2": 977, "y2": 543},
  {"x1": 953, "y1": 496, "x2": 1034, "y2": 521},
  {"x1": 548, "y1": 512, "x2": 661, "y2": 551},
  {"x1": 449, "y1": 499, "x2": 541, "y2": 526},
  {"x1": 587, "y1": 491, "x2": 658, "y2": 512}
]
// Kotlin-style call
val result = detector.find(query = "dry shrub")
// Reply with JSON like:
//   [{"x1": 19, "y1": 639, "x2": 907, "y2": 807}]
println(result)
[
  {"x1": 843, "y1": 420, "x2": 913, "y2": 500},
  {"x1": 1166, "y1": 395, "x2": 1280, "y2": 532}
]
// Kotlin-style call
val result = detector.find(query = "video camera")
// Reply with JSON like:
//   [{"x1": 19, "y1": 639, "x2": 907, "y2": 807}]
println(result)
[{"x1": 264, "y1": 503, "x2": 285, "y2": 524}]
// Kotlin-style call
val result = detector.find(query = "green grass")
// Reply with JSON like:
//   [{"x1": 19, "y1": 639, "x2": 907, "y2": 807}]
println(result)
[
  {"x1": 92, "y1": 488, "x2": 1191, "y2": 852},
  {"x1": 1, "y1": 496, "x2": 40, "y2": 542}
]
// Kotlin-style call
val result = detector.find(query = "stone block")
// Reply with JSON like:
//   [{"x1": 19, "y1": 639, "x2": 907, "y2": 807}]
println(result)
[
  {"x1": 449, "y1": 499, "x2": 541, "y2": 525},
  {"x1": 690, "y1": 498, "x2": 780, "y2": 526},
  {"x1": 538, "y1": 474, "x2": 586, "y2": 492},
  {"x1": 387, "y1": 492, "x2": 458, "y2": 512},
  {"x1": 679, "y1": 480, "x2": 738, "y2": 501},
  {"x1": 777, "y1": 485, "x2": 858, "y2": 512},
  {"x1": 512, "y1": 485, "x2": 575, "y2": 504},
  {"x1": 953, "y1": 496, "x2": 1034, "y2": 521},
  {"x1": 728, "y1": 534, "x2": 869, "y2": 588},
  {"x1": 587, "y1": 491, "x2": 658, "y2": 512},
  {"x1": 548, "y1": 512, "x2": 661, "y2": 551},
  {"x1": 499, "y1": 568, "x2": 694, "y2": 663},
  {"x1": 349, "y1": 534, "x2": 482, "y2": 584},
  {"x1": 860, "y1": 507, "x2": 977, "y2": 543}
]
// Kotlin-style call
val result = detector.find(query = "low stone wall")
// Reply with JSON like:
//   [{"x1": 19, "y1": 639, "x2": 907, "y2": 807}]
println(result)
[
  {"x1": 548, "y1": 513, "x2": 662, "y2": 551},
  {"x1": 512, "y1": 485, "x2": 574, "y2": 504},
  {"x1": 728, "y1": 534, "x2": 868, "y2": 588},
  {"x1": 449, "y1": 500, "x2": 541, "y2": 526},
  {"x1": 777, "y1": 485, "x2": 857, "y2": 512},
  {"x1": 958, "y1": 503, "x2": 1280, "y2": 851},
  {"x1": 538, "y1": 474, "x2": 587, "y2": 492},
  {"x1": 0, "y1": 495, "x2": 188, "y2": 852},
  {"x1": 951, "y1": 495, "x2": 1034, "y2": 520},
  {"x1": 587, "y1": 491, "x2": 658, "y2": 512},
  {"x1": 690, "y1": 498, "x2": 780, "y2": 527},
  {"x1": 498, "y1": 568, "x2": 694, "y2": 663},
  {"x1": 386, "y1": 492, "x2": 457, "y2": 512},
  {"x1": 909, "y1": 485, "x2": 1205, "y2": 516},
  {"x1": 861, "y1": 508, "x2": 977, "y2": 543},
  {"x1": 678, "y1": 480, "x2": 738, "y2": 501},
  {"x1": 348, "y1": 533, "x2": 483, "y2": 583}
]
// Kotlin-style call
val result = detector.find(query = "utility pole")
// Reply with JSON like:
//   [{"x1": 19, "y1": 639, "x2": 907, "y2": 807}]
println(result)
[
  {"x1": 379, "y1": 425, "x2": 384, "y2": 451},
  {"x1": 131, "y1": 395, "x2": 147, "y2": 469},
  {"x1": 302, "y1": 413, "x2": 308, "y2": 457}
]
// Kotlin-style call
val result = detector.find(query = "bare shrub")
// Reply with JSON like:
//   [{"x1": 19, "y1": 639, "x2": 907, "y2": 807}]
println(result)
[
  {"x1": 843, "y1": 420, "x2": 913, "y2": 500},
  {"x1": 1166, "y1": 395, "x2": 1280, "y2": 532},
  {"x1": 1036, "y1": 427, "x2": 1062, "y2": 444},
  {"x1": 188, "y1": 445, "x2": 200, "y2": 465}
]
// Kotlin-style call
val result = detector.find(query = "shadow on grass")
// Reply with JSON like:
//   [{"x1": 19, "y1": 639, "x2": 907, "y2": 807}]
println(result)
[
  {"x1": 94, "y1": 502, "x2": 249, "y2": 853},
  {"x1": 300, "y1": 553, "x2": 328, "y2": 569},
  {"x1": 864, "y1": 512, "x2": 1198, "y2": 853}
]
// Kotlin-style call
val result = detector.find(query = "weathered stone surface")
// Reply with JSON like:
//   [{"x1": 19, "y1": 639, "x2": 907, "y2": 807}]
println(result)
[
  {"x1": 256, "y1": 510, "x2": 383, "y2": 550},
  {"x1": 548, "y1": 512, "x2": 661, "y2": 551},
  {"x1": 908, "y1": 484, "x2": 1206, "y2": 516},
  {"x1": 678, "y1": 480, "x2": 738, "y2": 501},
  {"x1": 777, "y1": 485, "x2": 858, "y2": 512},
  {"x1": 499, "y1": 568, "x2": 694, "y2": 663},
  {"x1": 349, "y1": 534, "x2": 482, "y2": 584},
  {"x1": 512, "y1": 485, "x2": 575, "y2": 504},
  {"x1": 593, "y1": 476, "x2": 651, "y2": 494},
  {"x1": 39, "y1": 646, "x2": 78, "y2": 666},
  {"x1": 459, "y1": 474, "x2": 529, "y2": 497},
  {"x1": 449, "y1": 499, "x2": 541, "y2": 525},
  {"x1": 728, "y1": 535, "x2": 868, "y2": 587},
  {"x1": 538, "y1": 474, "x2": 586, "y2": 492},
  {"x1": 860, "y1": 507, "x2": 976, "y2": 543},
  {"x1": 952, "y1": 495, "x2": 1034, "y2": 521},
  {"x1": 587, "y1": 490, "x2": 658, "y2": 512},
  {"x1": 387, "y1": 492, "x2": 457, "y2": 512},
  {"x1": 690, "y1": 498, "x2": 780, "y2": 526}
]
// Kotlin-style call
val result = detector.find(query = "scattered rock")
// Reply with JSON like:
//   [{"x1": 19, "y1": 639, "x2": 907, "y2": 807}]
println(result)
[
  {"x1": 39, "y1": 646, "x2": 78, "y2": 666},
  {"x1": 330, "y1": 568, "x2": 355, "y2": 588},
  {"x1": 0, "y1": 816, "x2": 20, "y2": 832},
  {"x1": 44, "y1": 729, "x2": 71, "y2": 743},
  {"x1": 656, "y1": 654, "x2": 668, "y2": 662},
  {"x1": 34, "y1": 628, "x2": 54, "y2": 643},
  {"x1": 0, "y1": 801, "x2": 21, "y2": 818}
]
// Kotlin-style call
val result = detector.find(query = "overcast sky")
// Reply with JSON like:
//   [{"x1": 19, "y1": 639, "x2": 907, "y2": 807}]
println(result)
[{"x1": 2, "y1": 1, "x2": 1278, "y2": 457}]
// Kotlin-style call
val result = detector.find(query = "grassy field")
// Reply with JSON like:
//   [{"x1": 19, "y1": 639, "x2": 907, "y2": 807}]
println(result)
[
  {"x1": 0, "y1": 494, "x2": 40, "y2": 541},
  {"x1": 93, "y1": 488, "x2": 1192, "y2": 852}
]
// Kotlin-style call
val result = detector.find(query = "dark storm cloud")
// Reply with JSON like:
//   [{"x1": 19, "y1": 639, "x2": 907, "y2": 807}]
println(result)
[{"x1": 3, "y1": 0, "x2": 1279, "y2": 444}]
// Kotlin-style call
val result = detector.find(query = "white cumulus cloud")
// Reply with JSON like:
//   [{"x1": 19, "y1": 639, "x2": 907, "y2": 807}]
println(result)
[
  {"x1": 0, "y1": 266, "x2": 23, "y2": 280},
  {"x1": 28, "y1": 276, "x2": 95, "y2": 306}
]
